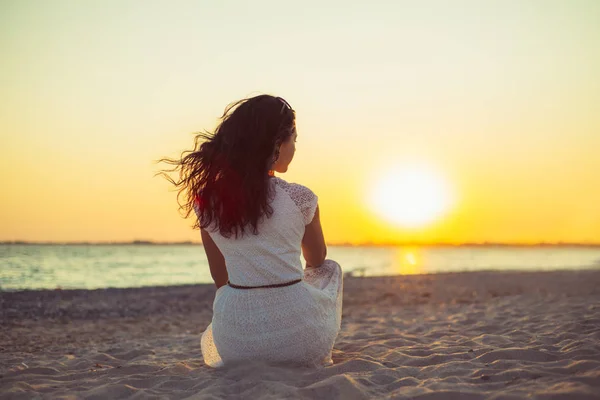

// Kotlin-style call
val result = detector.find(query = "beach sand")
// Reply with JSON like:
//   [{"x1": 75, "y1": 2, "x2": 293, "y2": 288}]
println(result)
[{"x1": 2, "y1": 270, "x2": 600, "y2": 399}]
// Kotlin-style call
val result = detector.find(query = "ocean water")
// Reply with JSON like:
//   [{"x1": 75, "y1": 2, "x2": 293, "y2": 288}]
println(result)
[{"x1": 1, "y1": 244, "x2": 599, "y2": 291}]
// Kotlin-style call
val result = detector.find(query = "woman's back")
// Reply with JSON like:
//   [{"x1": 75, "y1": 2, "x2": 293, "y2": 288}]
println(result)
[
  {"x1": 206, "y1": 177, "x2": 318, "y2": 287},
  {"x1": 201, "y1": 178, "x2": 343, "y2": 368}
]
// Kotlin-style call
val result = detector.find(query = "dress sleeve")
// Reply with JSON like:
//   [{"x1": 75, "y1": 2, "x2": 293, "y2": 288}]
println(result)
[{"x1": 289, "y1": 184, "x2": 319, "y2": 225}]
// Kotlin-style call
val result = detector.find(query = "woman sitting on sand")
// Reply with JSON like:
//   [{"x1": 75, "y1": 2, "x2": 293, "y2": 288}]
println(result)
[{"x1": 163, "y1": 95, "x2": 343, "y2": 367}]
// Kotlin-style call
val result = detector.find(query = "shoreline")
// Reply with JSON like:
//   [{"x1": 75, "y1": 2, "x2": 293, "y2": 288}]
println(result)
[
  {"x1": 2, "y1": 267, "x2": 600, "y2": 293},
  {"x1": 3, "y1": 241, "x2": 600, "y2": 248}
]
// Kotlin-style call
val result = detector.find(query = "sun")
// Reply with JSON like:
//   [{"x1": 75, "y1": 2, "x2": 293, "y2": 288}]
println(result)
[{"x1": 369, "y1": 164, "x2": 453, "y2": 228}]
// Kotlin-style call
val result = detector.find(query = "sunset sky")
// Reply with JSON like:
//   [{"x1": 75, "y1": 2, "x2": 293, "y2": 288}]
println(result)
[{"x1": 1, "y1": 0, "x2": 599, "y2": 244}]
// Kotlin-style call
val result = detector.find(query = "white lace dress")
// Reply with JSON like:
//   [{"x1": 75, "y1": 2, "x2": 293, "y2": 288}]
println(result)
[{"x1": 198, "y1": 177, "x2": 343, "y2": 368}]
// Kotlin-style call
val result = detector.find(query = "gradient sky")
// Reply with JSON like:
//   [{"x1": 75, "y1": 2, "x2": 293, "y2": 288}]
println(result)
[{"x1": 1, "y1": 0, "x2": 599, "y2": 244}]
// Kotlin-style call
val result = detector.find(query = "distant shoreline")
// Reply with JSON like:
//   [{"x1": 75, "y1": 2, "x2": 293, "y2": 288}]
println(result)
[{"x1": 1, "y1": 240, "x2": 599, "y2": 248}]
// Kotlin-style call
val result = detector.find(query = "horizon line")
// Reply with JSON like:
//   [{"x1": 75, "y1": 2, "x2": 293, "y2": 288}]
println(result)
[{"x1": 2, "y1": 240, "x2": 600, "y2": 248}]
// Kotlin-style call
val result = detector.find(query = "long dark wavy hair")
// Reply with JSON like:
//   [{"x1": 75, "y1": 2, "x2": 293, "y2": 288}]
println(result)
[{"x1": 160, "y1": 95, "x2": 296, "y2": 238}]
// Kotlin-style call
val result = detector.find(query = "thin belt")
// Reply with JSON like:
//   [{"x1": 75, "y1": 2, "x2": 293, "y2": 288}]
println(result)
[{"x1": 227, "y1": 279, "x2": 302, "y2": 289}]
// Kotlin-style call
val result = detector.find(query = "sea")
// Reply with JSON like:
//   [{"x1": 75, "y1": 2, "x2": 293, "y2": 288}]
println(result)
[{"x1": 1, "y1": 244, "x2": 599, "y2": 291}]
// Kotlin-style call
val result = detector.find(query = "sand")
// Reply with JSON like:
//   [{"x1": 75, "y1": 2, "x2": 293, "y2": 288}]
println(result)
[{"x1": 2, "y1": 270, "x2": 600, "y2": 399}]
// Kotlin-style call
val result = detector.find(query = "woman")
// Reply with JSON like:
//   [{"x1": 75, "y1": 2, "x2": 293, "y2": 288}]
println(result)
[{"x1": 164, "y1": 94, "x2": 342, "y2": 367}]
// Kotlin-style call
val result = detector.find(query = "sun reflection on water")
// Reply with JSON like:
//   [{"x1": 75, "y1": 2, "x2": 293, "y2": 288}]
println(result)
[{"x1": 395, "y1": 247, "x2": 423, "y2": 275}]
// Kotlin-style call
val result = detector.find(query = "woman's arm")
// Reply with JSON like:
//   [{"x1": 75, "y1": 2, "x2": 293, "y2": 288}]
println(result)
[
  {"x1": 301, "y1": 205, "x2": 327, "y2": 268},
  {"x1": 201, "y1": 229, "x2": 229, "y2": 288}
]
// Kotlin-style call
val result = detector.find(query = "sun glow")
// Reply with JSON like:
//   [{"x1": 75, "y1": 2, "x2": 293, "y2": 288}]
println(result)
[{"x1": 369, "y1": 164, "x2": 453, "y2": 228}]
